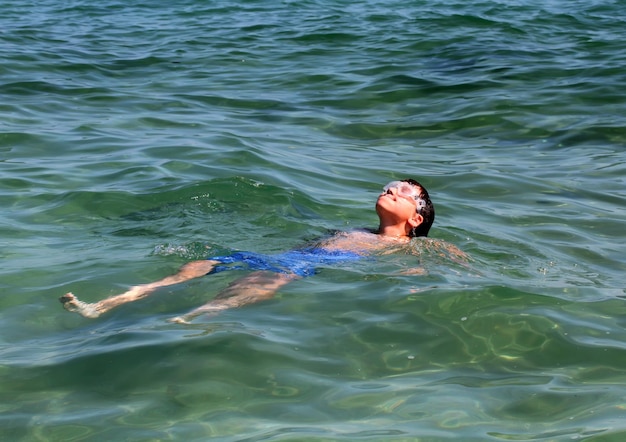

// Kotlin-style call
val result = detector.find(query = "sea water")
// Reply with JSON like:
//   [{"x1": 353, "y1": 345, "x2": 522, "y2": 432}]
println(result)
[{"x1": 1, "y1": 0, "x2": 625, "y2": 440}]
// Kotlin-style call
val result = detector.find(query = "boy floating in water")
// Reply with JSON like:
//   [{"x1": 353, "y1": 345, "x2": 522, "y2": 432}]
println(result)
[{"x1": 60, "y1": 179, "x2": 435, "y2": 323}]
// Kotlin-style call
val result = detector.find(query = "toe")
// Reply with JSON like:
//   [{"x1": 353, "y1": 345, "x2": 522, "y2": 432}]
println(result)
[{"x1": 59, "y1": 292, "x2": 76, "y2": 304}]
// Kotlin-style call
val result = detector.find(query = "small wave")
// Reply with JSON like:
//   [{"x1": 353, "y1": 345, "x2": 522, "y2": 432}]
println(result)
[{"x1": 152, "y1": 242, "x2": 217, "y2": 260}]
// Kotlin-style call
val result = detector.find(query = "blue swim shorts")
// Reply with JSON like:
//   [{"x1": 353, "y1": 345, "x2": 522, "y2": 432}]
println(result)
[{"x1": 207, "y1": 248, "x2": 362, "y2": 277}]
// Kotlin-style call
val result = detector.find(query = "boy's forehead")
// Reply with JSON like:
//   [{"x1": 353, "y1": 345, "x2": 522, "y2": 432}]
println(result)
[{"x1": 384, "y1": 180, "x2": 420, "y2": 193}]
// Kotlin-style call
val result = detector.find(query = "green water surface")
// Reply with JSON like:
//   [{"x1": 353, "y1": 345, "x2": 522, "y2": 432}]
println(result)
[{"x1": 1, "y1": 0, "x2": 626, "y2": 440}]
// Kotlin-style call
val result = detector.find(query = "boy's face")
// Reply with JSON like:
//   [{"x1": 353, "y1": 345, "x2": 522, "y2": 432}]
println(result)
[{"x1": 375, "y1": 182, "x2": 422, "y2": 226}]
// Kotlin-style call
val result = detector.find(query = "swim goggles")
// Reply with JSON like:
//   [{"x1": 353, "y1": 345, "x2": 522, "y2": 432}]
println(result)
[{"x1": 383, "y1": 181, "x2": 427, "y2": 210}]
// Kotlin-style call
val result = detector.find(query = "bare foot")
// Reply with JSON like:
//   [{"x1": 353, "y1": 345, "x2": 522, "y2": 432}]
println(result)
[
  {"x1": 59, "y1": 292, "x2": 101, "y2": 319},
  {"x1": 167, "y1": 304, "x2": 228, "y2": 324},
  {"x1": 167, "y1": 316, "x2": 191, "y2": 325}
]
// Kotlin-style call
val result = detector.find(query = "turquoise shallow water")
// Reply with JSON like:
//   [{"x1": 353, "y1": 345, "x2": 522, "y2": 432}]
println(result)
[{"x1": 2, "y1": 0, "x2": 626, "y2": 440}]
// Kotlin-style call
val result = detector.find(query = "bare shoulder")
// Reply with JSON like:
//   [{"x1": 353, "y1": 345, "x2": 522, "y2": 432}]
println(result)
[{"x1": 410, "y1": 237, "x2": 470, "y2": 264}]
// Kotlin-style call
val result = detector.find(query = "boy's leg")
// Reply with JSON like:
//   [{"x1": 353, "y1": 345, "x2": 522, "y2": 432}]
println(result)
[
  {"x1": 60, "y1": 260, "x2": 219, "y2": 318},
  {"x1": 170, "y1": 271, "x2": 298, "y2": 323}
]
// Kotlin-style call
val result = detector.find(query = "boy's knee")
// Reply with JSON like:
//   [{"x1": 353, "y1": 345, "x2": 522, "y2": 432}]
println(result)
[{"x1": 180, "y1": 260, "x2": 216, "y2": 277}]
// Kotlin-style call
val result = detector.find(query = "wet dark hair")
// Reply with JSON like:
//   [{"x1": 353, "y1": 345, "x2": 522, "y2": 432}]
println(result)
[{"x1": 402, "y1": 178, "x2": 435, "y2": 237}]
